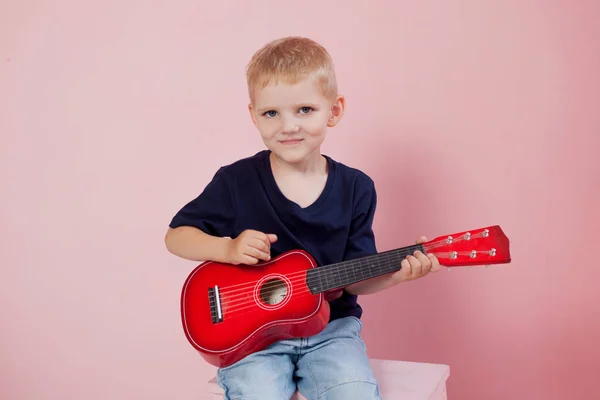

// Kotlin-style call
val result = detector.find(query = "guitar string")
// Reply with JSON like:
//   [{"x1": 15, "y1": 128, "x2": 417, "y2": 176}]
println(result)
[
  {"x1": 218, "y1": 249, "x2": 415, "y2": 308},
  {"x1": 215, "y1": 245, "x2": 415, "y2": 292},
  {"x1": 221, "y1": 287, "x2": 321, "y2": 320},
  {"x1": 215, "y1": 235, "x2": 484, "y2": 305},
  {"x1": 217, "y1": 246, "x2": 498, "y2": 313},
  {"x1": 215, "y1": 238, "x2": 489, "y2": 309},
  {"x1": 215, "y1": 248, "x2": 413, "y2": 300},
  {"x1": 216, "y1": 238, "x2": 456, "y2": 297},
  {"x1": 217, "y1": 251, "x2": 500, "y2": 322},
  {"x1": 214, "y1": 256, "x2": 394, "y2": 314}
]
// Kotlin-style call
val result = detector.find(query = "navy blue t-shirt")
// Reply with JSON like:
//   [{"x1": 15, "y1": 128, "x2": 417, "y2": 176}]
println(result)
[{"x1": 169, "y1": 150, "x2": 378, "y2": 321}]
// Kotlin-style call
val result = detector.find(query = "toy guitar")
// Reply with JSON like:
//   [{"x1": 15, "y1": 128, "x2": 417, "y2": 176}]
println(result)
[{"x1": 180, "y1": 225, "x2": 511, "y2": 367}]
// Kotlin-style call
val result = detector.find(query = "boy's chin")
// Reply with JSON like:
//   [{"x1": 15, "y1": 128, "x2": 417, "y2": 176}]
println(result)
[{"x1": 269, "y1": 147, "x2": 320, "y2": 165}]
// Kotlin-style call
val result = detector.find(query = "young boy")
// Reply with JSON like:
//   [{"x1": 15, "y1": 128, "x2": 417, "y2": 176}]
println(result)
[{"x1": 165, "y1": 36, "x2": 441, "y2": 400}]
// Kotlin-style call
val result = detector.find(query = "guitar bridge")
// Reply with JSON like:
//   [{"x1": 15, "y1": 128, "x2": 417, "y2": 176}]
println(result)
[{"x1": 208, "y1": 286, "x2": 223, "y2": 324}]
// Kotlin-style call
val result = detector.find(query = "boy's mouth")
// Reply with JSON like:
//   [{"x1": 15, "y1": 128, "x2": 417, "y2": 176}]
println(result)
[{"x1": 280, "y1": 139, "x2": 304, "y2": 145}]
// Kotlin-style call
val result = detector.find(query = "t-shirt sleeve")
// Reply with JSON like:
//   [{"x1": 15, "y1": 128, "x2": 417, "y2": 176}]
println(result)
[
  {"x1": 343, "y1": 175, "x2": 378, "y2": 261},
  {"x1": 168, "y1": 167, "x2": 236, "y2": 238}
]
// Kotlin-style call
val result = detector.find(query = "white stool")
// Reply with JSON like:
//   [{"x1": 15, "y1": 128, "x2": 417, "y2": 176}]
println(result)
[{"x1": 207, "y1": 358, "x2": 450, "y2": 399}]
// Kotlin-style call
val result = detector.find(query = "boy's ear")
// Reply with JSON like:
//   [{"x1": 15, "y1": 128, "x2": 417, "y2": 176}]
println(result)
[
  {"x1": 248, "y1": 103, "x2": 259, "y2": 128},
  {"x1": 327, "y1": 95, "x2": 346, "y2": 127}
]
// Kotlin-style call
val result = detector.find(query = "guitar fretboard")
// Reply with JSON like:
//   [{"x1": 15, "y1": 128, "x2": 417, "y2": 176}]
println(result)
[{"x1": 306, "y1": 244, "x2": 424, "y2": 294}]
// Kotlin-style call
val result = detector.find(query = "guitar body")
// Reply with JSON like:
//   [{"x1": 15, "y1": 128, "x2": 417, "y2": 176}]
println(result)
[{"x1": 181, "y1": 250, "x2": 329, "y2": 368}]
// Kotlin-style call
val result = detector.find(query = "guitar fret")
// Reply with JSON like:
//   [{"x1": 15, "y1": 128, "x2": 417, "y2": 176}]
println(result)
[
  {"x1": 307, "y1": 244, "x2": 424, "y2": 294},
  {"x1": 343, "y1": 262, "x2": 349, "y2": 287}
]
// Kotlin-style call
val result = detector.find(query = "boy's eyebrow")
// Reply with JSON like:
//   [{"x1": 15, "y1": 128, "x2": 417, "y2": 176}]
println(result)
[{"x1": 255, "y1": 106, "x2": 275, "y2": 114}]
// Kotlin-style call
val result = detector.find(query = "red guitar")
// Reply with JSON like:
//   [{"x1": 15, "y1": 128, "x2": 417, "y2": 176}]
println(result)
[{"x1": 180, "y1": 225, "x2": 511, "y2": 367}]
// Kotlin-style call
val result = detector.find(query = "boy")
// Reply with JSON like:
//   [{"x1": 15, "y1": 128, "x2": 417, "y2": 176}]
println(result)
[{"x1": 165, "y1": 36, "x2": 441, "y2": 400}]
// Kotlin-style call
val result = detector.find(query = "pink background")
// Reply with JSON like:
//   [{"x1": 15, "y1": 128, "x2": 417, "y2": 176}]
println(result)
[{"x1": 2, "y1": 1, "x2": 599, "y2": 399}]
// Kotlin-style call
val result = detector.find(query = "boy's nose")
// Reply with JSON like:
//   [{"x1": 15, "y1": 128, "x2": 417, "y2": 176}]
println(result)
[{"x1": 281, "y1": 118, "x2": 300, "y2": 134}]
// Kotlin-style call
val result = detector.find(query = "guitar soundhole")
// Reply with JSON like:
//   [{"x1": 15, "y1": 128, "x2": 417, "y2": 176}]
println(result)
[{"x1": 259, "y1": 278, "x2": 288, "y2": 306}]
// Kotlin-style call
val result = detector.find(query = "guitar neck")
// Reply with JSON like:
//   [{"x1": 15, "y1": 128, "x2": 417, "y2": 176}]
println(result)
[{"x1": 306, "y1": 244, "x2": 424, "y2": 294}]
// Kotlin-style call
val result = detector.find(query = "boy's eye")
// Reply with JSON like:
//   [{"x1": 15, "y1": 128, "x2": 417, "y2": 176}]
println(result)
[
  {"x1": 263, "y1": 110, "x2": 278, "y2": 118},
  {"x1": 299, "y1": 107, "x2": 313, "y2": 114}
]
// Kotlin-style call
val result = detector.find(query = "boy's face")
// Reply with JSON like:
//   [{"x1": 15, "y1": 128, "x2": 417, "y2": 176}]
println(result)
[{"x1": 248, "y1": 76, "x2": 344, "y2": 165}]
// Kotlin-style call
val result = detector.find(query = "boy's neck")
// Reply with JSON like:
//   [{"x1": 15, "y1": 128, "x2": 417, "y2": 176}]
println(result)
[{"x1": 269, "y1": 150, "x2": 327, "y2": 176}]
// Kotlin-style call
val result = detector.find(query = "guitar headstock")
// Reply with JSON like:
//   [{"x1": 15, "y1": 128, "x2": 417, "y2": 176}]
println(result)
[{"x1": 423, "y1": 225, "x2": 511, "y2": 267}]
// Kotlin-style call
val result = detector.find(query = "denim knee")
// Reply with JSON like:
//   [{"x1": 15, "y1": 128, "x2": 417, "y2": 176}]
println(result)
[
  {"x1": 317, "y1": 381, "x2": 381, "y2": 400},
  {"x1": 216, "y1": 350, "x2": 296, "y2": 400}
]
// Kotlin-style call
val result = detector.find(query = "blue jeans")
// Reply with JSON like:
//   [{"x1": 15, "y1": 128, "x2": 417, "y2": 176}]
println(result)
[{"x1": 216, "y1": 316, "x2": 381, "y2": 400}]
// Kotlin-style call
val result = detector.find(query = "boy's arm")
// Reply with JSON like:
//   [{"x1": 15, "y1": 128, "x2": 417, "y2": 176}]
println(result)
[
  {"x1": 165, "y1": 226, "x2": 278, "y2": 265},
  {"x1": 164, "y1": 226, "x2": 232, "y2": 262}
]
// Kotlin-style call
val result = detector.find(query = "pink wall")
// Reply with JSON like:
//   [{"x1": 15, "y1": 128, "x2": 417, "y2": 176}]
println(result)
[{"x1": 2, "y1": 1, "x2": 598, "y2": 399}]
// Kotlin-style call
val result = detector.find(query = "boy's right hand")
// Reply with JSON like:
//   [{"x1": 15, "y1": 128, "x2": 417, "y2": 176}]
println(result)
[{"x1": 225, "y1": 229, "x2": 278, "y2": 265}]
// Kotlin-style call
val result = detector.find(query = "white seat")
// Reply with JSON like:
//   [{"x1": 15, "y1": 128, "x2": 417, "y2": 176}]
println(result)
[{"x1": 206, "y1": 358, "x2": 450, "y2": 399}]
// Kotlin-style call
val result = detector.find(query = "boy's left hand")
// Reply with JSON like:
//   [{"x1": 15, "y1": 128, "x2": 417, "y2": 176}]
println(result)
[{"x1": 393, "y1": 236, "x2": 441, "y2": 282}]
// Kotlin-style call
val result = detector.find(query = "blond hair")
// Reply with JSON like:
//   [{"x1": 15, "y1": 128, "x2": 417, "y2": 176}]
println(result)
[{"x1": 246, "y1": 36, "x2": 338, "y2": 103}]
